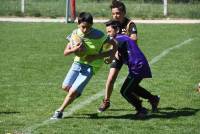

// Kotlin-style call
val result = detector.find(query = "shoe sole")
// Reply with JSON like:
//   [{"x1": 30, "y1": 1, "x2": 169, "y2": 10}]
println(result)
[
  {"x1": 97, "y1": 110, "x2": 103, "y2": 113},
  {"x1": 97, "y1": 107, "x2": 110, "y2": 113},
  {"x1": 50, "y1": 117, "x2": 62, "y2": 120}
]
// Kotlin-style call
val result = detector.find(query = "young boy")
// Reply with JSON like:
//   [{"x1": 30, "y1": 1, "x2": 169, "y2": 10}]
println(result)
[
  {"x1": 104, "y1": 20, "x2": 159, "y2": 118},
  {"x1": 51, "y1": 12, "x2": 116, "y2": 119},
  {"x1": 98, "y1": 0, "x2": 139, "y2": 112}
]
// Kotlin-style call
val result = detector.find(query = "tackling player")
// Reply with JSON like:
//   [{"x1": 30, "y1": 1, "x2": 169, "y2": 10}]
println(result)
[
  {"x1": 98, "y1": 0, "x2": 139, "y2": 112},
  {"x1": 103, "y1": 20, "x2": 159, "y2": 118}
]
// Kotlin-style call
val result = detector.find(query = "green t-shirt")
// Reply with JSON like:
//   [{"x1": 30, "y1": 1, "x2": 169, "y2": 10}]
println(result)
[{"x1": 67, "y1": 28, "x2": 109, "y2": 72}]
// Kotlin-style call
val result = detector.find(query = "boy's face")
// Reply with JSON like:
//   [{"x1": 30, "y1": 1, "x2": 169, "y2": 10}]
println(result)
[
  {"x1": 78, "y1": 22, "x2": 92, "y2": 34},
  {"x1": 111, "y1": 8, "x2": 125, "y2": 23},
  {"x1": 106, "y1": 25, "x2": 117, "y2": 38}
]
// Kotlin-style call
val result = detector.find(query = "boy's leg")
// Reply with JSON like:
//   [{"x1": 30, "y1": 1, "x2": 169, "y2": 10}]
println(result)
[
  {"x1": 132, "y1": 79, "x2": 160, "y2": 112},
  {"x1": 120, "y1": 76, "x2": 143, "y2": 112},
  {"x1": 120, "y1": 76, "x2": 148, "y2": 118},
  {"x1": 58, "y1": 89, "x2": 79, "y2": 112},
  {"x1": 51, "y1": 89, "x2": 79, "y2": 120},
  {"x1": 71, "y1": 64, "x2": 93, "y2": 94},
  {"x1": 98, "y1": 68, "x2": 119, "y2": 112},
  {"x1": 51, "y1": 63, "x2": 80, "y2": 120},
  {"x1": 133, "y1": 80, "x2": 154, "y2": 99},
  {"x1": 98, "y1": 58, "x2": 123, "y2": 112},
  {"x1": 105, "y1": 68, "x2": 119, "y2": 100},
  {"x1": 51, "y1": 63, "x2": 93, "y2": 119},
  {"x1": 62, "y1": 62, "x2": 80, "y2": 91}
]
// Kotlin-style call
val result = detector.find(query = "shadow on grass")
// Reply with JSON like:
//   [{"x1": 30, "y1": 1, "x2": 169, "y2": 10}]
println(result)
[
  {"x1": 107, "y1": 108, "x2": 133, "y2": 112},
  {"x1": 151, "y1": 107, "x2": 199, "y2": 118},
  {"x1": 64, "y1": 107, "x2": 200, "y2": 120},
  {"x1": 0, "y1": 111, "x2": 20, "y2": 115}
]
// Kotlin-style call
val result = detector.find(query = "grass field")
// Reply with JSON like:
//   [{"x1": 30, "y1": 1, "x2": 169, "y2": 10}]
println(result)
[
  {"x1": 0, "y1": 22, "x2": 200, "y2": 134},
  {"x1": 0, "y1": 0, "x2": 200, "y2": 18}
]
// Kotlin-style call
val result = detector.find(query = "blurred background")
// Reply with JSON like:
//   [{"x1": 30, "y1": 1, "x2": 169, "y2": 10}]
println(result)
[{"x1": 0, "y1": 0, "x2": 200, "y2": 19}]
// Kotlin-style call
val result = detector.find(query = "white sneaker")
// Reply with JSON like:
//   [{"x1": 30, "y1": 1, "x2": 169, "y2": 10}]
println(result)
[{"x1": 50, "y1": 111, "x2": 63, "y2": 120}]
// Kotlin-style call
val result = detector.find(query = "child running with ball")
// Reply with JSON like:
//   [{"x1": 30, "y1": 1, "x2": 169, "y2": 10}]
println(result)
[{"x1": 51, "y1": 12, "x2": 117, "y2": 119}]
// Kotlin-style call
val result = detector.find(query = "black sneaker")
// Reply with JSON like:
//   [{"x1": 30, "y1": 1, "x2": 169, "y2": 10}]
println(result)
[
  {"x1": 97, "y1": 99, "x2": 110, "y2": 113},
  {"x1": 135, "y1": 107, "x2": 148, "y2": 118},
  {"x1": 50, "y1": 111, "x2": 63, "y2": 120},
  {"x1": 149, "y1": 95, "x2": 160, "y2": 112}
]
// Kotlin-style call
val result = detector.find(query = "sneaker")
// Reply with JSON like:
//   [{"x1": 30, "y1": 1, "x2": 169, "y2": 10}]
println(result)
[
  {"x1": 149, "y1": 95, "x2": 160, "y2": 112},
  {"x1": 97, "y1": 99, "x2": 110, "y2": 113},
  {"x1": 50, "y1": 111, "x2": 63, "y2": 120},
  {"x1": 135, "y1": 107, "x2": 148, "y2": 118}
]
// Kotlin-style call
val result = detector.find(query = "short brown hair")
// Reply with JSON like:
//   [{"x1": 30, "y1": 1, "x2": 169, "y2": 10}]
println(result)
[
  {"x1": 78, "y1": 12, "x2": 93, "y2": 25},
  {"x1": 110, "y1": 0, "x2": 126, "y2": 14}
]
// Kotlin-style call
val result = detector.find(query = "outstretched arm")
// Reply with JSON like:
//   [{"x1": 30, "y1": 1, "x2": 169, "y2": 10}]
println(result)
[{"x1": 85, "y1": 39, "x2": 117, "y2": 63}]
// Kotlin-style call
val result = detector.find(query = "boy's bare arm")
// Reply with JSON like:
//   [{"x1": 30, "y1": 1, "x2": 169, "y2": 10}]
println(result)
[
  {"x1": 85, "y1": 39, "x2": 117, "y2": 63},
  {"x1": 64, "y1": 43, "x2": 82, "y2": 56},
  {"x1": 130, "y1": 33, "x2": 137, "y2": 43}
]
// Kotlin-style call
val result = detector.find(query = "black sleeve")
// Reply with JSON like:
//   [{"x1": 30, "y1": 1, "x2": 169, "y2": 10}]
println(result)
[
  {"x1": 110, "y1": 57, "x2": 123, "y2": 70},
  {"x1": 127, "y1": 22, "x2": 137, "y2": 34}
]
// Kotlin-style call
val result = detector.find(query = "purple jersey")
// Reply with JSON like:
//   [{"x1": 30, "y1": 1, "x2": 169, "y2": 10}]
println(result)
[{"x1": 115, "y1": 34, "x2": 152, "y2": 78}]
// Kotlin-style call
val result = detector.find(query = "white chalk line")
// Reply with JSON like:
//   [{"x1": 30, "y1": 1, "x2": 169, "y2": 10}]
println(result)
[
  {"x1": 23, "y1": 91, "x2": 104, "y2": 134},
  {"x1": 150, "y1": 38, "x2": 193, "y2": 65},
  {"x1": 21, "y1": 38, "x2": 193, "y2": 134}
]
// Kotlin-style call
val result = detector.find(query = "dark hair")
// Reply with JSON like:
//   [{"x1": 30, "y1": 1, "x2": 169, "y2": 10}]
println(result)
[
  {"x1": 110, "y1": 0, "x2": 126, "y2": 14},
  {"x1": 78, "y1": 12, "x2": 93, "y2": 25},
  {"x1": 105, "y1": 20, "x2": 122, "y2": 33}
]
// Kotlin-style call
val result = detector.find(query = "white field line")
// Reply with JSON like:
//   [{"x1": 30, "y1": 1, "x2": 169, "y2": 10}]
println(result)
[
  {"x1": 0, "y1": 17, "x2": 200, "y2": 24},
  {"x1": 150, "y1": 38, "x2": 193, "y2": 65},
  {"x1": 23, "y1": 91, "x2": 104, "y2": 134},
  {"x1": 21, "y1": 38, "x2": 193, "y2": 134}
]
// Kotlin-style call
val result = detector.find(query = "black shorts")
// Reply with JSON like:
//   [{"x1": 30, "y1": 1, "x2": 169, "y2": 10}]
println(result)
[{"x1": 110, "y1": 57, "x2": 123, "y2": 70}]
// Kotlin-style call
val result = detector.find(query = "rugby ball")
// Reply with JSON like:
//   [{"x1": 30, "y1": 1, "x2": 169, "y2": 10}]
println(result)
[
  {"x1": 70, "y1": 34, "x2": 86, "y2": 57},
  {"x1": 70, "y1": 34, "x2": 82, "y2": 47}
]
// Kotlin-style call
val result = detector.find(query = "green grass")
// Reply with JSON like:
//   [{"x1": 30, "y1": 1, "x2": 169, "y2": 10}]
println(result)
[
  {"x1": 0, "y1": 0, "x2": 200, "y2": 18},
  {"x1": 0, "y1": 22, "x2": 200, "y2": 134}
]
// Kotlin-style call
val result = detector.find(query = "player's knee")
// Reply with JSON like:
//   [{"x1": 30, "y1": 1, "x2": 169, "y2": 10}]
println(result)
[
  {"x1": 62, "y1": 85, "x2": 66, "y2": 89},
  {"x1": 120, "y1": 88, "x2": 131, "y2": 98},
  {"x1": 62, "y1": 85, "x2": 70, "y2": 92},
  {"x1": 68, "y1": 89, "x2": 81, "y2": 99}
]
